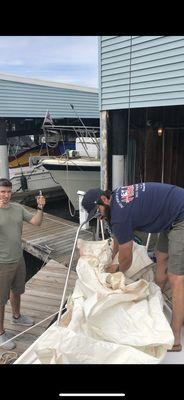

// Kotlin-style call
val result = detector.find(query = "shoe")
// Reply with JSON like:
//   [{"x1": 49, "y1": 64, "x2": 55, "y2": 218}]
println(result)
[
  {"x1": 167, "y1": 344, "x2": 182, "y2": 352},
  {"x1": 12, "y1": 314, "x2": 35, "y2": 326},
  {"x1": 0, "y1": 332, "x2": 16, "y2": 350},
  {"x1": 5, "y1": 331, "x2": 15, "y2": 339}
]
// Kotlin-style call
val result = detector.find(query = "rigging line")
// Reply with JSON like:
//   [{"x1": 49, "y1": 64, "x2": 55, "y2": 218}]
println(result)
[
  {"x1": 127, "y1": 35, "x2": 133, "y2": 185},
  {"x1": 73, "y1": 126, "x2": 92, "y2": 160},
  {"x1": 73, "y1": 126, "x2": 88, "y2": 150},
  {"x1": 0, "y1": 309, "x2": 65, "y2": 349},
  {"x1": 70, "y1": 103, "x2": 100, "y2": 150},
  {"x1": 60, "y1": 131, "x2": 66, "y2": 155}
]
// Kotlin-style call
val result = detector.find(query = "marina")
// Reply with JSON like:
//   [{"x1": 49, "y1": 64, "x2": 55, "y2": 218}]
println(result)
[{"x1": 1, "y1": 37, "x2": 184, "y2": 368}]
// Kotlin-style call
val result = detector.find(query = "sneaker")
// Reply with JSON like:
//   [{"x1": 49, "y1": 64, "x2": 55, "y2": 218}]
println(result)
[
  {"x1": 5, "y1": 331, "x2": 15, "y2": 339},
  {"x1": 12, "y1": 314, "x2": 35, "y2": 326},
  {"x1": 0, "y1": 332, "x2": 16, "y2": 350}
]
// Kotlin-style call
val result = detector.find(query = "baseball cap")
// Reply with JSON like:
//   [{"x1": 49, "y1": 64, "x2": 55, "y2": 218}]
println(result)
[{"x1": 82, "y1": 188, "x2": 104, "y2": 221}]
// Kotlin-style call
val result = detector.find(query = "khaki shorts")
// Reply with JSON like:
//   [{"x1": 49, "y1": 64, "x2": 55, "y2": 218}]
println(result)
[
  {"x1": 0, "y1": 257, "x2": 26, "y2": 305},
  {"x1": 156, "y1": 220, "x2": 184, "y2": 275}
]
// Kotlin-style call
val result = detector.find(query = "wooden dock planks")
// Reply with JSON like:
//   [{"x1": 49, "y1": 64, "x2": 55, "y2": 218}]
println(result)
[
  {"x1": 0, "y1": 207, "x2": 96, "y2": 362},
  {"x1": 0, "y1": 259, "x2": 77, "y2": 362},
  {"x1": 22, "y1": 207, "x2": 94, "y2": 265}
]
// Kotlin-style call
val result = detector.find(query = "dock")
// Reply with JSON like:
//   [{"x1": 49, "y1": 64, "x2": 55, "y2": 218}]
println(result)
[
  {"x1": 1, "y1": 259, "x2": 77, "y2": 362},
  {"x1": 0, "y1": 208, "x2": 94, "y2": 363},
  {"x1": 22, "y1": 207, "x2": 94, "y2": 266}
]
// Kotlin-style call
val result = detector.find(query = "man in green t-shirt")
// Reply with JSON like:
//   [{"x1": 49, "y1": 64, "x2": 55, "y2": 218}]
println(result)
[{"x1": 0, "y1": 178, "x2": 46, "y2": 350}]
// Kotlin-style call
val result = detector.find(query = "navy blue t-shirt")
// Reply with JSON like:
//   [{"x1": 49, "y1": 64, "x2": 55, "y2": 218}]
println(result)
[{"x1": 110, "y1": 182, "x2": 184, "y2": 244}]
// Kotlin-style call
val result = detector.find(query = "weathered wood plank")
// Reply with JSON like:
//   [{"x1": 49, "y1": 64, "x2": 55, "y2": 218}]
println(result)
[
  {"x1": 0, "y1": 259, "x2": 77, "y2": 363},
  {"x1": 22, "y1": 207, "x2": 93, "y2": 265}
]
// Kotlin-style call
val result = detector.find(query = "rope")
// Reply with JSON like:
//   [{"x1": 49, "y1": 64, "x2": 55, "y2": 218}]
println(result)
[
  {"x1": 127, "y1": 36, "x2": 133, "y2": 184},
  {"x1": 0, "y1": 351, "x2": 18, "y2": 364},
  {"x1": 0, "y1": 308, "x2": 65, "y2": 350}
]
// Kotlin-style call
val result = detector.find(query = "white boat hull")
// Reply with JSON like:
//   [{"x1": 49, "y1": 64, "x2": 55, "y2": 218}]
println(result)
[
  {"x1": 42, "y1": 159, "x2": 100, "y2": 210},
  {"x1": 10, "y1": 166, "x2": 60, "y2": 193}
]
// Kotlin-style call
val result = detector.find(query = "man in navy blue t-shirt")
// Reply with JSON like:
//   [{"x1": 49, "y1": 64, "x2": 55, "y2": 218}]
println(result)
[{"x1": 82, "y1": 182, "x2": 184, "y2": 352}]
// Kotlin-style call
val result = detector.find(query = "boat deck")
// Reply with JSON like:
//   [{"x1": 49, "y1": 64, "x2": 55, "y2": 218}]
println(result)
[
  {"x1": 0, "y1": 259, "x2": 77, "y2": 362},
  {"x1": 162, "y1": 303, "x2": 184, "y2": 364}
]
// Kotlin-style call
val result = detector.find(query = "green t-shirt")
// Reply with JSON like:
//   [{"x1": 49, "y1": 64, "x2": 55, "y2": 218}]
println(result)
[{"x1": 0, "y1": 203, "x2": 33, "y2": 263}]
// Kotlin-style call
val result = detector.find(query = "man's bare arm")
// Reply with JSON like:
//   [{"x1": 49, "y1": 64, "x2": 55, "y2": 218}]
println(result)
[
  {"x1": 29, "y1": 209, "x2": 44, "y2": 226},
  {"x1": 29, "y1": 194, "x2": 46, "y2": 226},
  {"x1": 118, "y1": 240, "x2": 133, "y2": 272},
  {"x1": 112, "y1": 235, "x2": 119, "y2": 259},
  {"x1": 105, "y1": 239, "x2": 133, "y2": 273}
]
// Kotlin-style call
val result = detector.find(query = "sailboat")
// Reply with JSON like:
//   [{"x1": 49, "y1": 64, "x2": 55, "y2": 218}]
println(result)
[
  {"x1": 40, "y1": 110, "x2": 101, "y2": 210},
  {"x1": 9, "y1": 111, "x2": 77, "y2": 196}
]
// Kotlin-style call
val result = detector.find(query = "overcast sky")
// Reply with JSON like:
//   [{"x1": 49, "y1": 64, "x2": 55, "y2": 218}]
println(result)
[{"x1": 0, "y1": 36, "x2": 99, "y2": 88}]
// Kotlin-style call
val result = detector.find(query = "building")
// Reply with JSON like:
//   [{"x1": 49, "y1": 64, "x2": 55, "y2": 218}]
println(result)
[
  {"x1": 0, "y1": 72, "x2": 99, "y2": 140},
  {"x1": 0, "y1": 73, "x2": 99, "y2": 171},
  {"x1": 99, "y1": 36, "x2": 184, "y2": 189}
]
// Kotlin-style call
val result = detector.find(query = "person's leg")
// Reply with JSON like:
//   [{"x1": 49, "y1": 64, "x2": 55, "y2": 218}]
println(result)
[
  {"x1": 9, "y1": 291, "x2": 21, "y2": 318},
  {"x1": 167, "y1": 220, "x2": 184, "y2": 348},
  {"x1": 168, "y1": 273, "x2": 184, "y2": 346},
  {"x1": 155, "y1": 232, "x2": 169, "y2": 291},
  {"x1": 10, "y1": 257, "x2": 34, "y2": 326},
  {"x1": 0, "y1": 263, "x2": 17, "y2": 333},
  {"x1": 155, "y1": 250, "x2": 169, "y2": 290},
  {"x1": 0, "y1": 264, "x2": 17, "y2": 349},
  {"x1": 10, "y1": 257, "x2": 26, "y2": 318},
  {"x1": 0, "y1": 305, "x2": 5, "y2": 334}
]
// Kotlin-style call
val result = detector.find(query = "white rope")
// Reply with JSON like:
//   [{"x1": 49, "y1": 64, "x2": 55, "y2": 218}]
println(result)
[
  {"x1": 0, "y1": 308, "x2": 65, "y2": 349},
  {"x1": 100, "y1": 219, "x2": 105, "y2": 240},
  {"x1": 145, "y1": 233, "x2": 151, "y2": 251},
  {"x1": 0, "y1": 351, "x2": 18, "y2": 364}
]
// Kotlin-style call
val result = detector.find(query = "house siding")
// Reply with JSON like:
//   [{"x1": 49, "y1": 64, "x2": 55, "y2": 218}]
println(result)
[
  {"x1": 100, "y1": 35, "x2": 184, "y2": 110},
  {"x1": 0, "y1": 76, "x2": 99, "y2": 119}
]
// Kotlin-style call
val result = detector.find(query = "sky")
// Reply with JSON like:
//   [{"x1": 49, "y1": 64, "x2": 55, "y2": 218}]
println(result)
[{"x1": 0, "y1": 36, "x2": 99, "y2": 88}]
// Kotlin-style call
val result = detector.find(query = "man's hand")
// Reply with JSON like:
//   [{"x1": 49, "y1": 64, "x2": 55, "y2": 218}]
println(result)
[
  {"x1": 0, "y1": 199, "x2": 8, "y2": 208},
  {"x1": 104, "y1": 264, "x2": 119, "y2": 273},
  {"x1": 0, "y1": 200, "x2": 5, "y2": 208},
  {"x1": 36, "y1": 194, "x2": 46, "y2": 209}
]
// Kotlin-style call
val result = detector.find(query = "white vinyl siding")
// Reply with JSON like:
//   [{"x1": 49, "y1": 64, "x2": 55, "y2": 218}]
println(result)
[
  {"x1": 0, "y1": 76, "x2": 99, "y2": 118},
  {"x1": 100, "y1": 35, "x2": 184, "y2": 110}
]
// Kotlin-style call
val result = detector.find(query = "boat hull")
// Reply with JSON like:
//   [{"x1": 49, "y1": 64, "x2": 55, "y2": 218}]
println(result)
[
  {"x1": 43, "y1": 161, "x2": 100, "y2": 210},
  {"x1": 10, "y1": 166, "x2": 60, "y2": 194}
]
